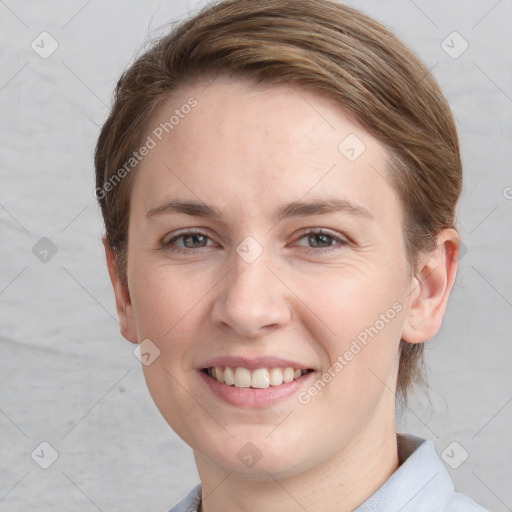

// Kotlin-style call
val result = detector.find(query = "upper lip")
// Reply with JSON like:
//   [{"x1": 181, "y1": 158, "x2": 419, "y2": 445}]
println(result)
[{"x1": 199, "y1": 355, "x2": 313, "y2": 370}]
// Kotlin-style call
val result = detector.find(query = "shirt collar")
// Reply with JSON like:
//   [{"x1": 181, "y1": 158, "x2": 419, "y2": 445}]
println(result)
[{"x1": 354, "y1": 433, "x2": 454, "y2": 511}]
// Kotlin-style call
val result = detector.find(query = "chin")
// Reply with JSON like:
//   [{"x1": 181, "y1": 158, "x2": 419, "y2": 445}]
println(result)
[{"x1": 192, "y1": 427, "x2": 321, "y2": 480}]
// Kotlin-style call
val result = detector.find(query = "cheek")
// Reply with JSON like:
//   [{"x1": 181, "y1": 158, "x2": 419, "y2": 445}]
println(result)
[
  {"x1": 295, "y1": 262, "x2": 404, "y2": 339},
  {"x1": 294, "y1": 269, "x2": 404, "y2": 419},
  {"x1": 129, "y1": 261, "x2": 214, "y2": 346},
  {"x1": 129, "y1": 264, "x2": 214, "y2": 435},
  {"x1": 287, "y1": 261, "x2": 407, "y2": 398}
]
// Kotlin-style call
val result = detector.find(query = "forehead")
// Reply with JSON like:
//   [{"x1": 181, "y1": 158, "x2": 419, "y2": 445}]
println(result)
[{"x1": 130, "y1": 76, "x2": 400, "y2": 225}]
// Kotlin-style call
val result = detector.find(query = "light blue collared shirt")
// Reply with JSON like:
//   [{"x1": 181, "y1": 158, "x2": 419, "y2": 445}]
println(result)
[{"x1": 168, "y1": 434, "x2": 488, "y2": 512}]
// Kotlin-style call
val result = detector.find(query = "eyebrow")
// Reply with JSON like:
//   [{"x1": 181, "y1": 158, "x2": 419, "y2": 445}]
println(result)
[{"x1": 146, "y1": 198, "x2": 375, "y2": 222}]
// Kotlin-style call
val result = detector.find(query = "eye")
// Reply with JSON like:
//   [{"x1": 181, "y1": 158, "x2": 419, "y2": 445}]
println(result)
[
  {"x1": 295, "y1": 228, "x2": 348, "y2": 253},
  {"x1": 162, "y1": 229, "x2": 215, "y2": 254}
]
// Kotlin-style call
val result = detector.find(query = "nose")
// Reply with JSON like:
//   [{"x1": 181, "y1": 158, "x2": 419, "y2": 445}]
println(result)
[{"x1": 211, "y1": 249, "x2": 292, "y2": 338}]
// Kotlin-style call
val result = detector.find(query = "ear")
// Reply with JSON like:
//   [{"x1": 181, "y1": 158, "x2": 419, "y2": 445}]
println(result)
[
  {"x1": 103, "y1": 237, "x2": 138, "y2": 344},
  {"x1": 402, "y1": 228, "x2": 460, "y2": 344}
]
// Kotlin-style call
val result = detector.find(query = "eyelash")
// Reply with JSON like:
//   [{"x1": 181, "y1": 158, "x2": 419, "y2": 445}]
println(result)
[{"x1": 162, "y1": 228, "x2": 348, "y2": 255}]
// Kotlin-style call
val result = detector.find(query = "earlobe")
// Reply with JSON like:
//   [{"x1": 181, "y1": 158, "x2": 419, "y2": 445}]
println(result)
[
  {"x1": 401, "y1": 229, "x2": 460, "y2": 345},
  {"x1": 103, "y1": 238, "x2": 139, "y2": 344}
]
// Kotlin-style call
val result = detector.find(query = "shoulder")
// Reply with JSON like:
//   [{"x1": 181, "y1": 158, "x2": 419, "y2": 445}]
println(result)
[
  {"x1": 355, "y1": 433, "x2": 489, "y2": 511},
  {"x1": 168, "y1": 484, "x2": 201, "y2": 512}
]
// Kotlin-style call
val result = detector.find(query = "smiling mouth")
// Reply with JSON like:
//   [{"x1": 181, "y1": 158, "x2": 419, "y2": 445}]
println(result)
[{"x1": 202, "y1": 366, "x2": 313, "y2": 389}]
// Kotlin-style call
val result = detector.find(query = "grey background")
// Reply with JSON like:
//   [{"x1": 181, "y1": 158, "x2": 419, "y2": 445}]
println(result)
[{"x1": 1, "y1": 0, "x2": 511, "y2": 510}]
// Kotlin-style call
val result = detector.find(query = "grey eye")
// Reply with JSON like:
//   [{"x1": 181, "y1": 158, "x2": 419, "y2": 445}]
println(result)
[
  {"x1": 182, "y1": 234, "x2": 209, "y2": 248},
  {"x1": 307, "y1": 233, "x2": 336, "y2": 248}
]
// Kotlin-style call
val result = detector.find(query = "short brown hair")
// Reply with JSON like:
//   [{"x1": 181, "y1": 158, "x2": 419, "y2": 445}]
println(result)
[{"x1": 95, "y1": 0, "x2": 462, "y2": 404}]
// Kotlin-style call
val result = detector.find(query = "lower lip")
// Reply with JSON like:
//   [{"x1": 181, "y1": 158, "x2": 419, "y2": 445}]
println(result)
[{"x1": 198, "y1": 370, "x2": 315, "y2": 408}]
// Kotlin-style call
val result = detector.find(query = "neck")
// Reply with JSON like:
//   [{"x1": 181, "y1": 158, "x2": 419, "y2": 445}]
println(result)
[{"x1": 195, "y1": 412, "x2": 399, "y2": 512}]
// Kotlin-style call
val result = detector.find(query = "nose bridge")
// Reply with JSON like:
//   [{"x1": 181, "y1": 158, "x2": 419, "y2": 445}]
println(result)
[{"x1": 212, "y1": 243, "x2": 291, "y2": 337}]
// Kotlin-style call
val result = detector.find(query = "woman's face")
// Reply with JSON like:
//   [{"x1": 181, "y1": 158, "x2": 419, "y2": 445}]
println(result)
[{"x1": 122, "y1": 77, "x2": 417, "y2": 477}]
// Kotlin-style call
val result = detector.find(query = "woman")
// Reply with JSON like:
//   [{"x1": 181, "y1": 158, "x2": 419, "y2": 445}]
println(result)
[{"x1": 94, "y1": 1, "x2": 487, "y2": 510}]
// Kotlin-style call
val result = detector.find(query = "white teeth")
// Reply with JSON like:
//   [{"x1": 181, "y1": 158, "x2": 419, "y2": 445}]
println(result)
[
  {"x1": 251, "y1": 368, "x2": 270, "y2": 389},
  {"x1": 214, "y1": 366, "x2": 224, "y2": 383},
  {"x1": 207, "y1": 365, "x2": 308, "y2": 388},
  {"x1": 269, "y1": 367, "x2": 283, "y2": 386},
  {"x1": 224, "y1": 366, "x2": 235, "y2": 385},
  {"x1": 283, "y1": 367, "x2": 295, "y2": 383},
  {"x1": 234, "y1": 367, "x2": 251, "y2": 388}
]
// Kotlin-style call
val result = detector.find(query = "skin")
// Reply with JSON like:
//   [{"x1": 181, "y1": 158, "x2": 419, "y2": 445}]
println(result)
[{"x1": 105, "y1": 76, "x2": 460, "y2": 512}]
